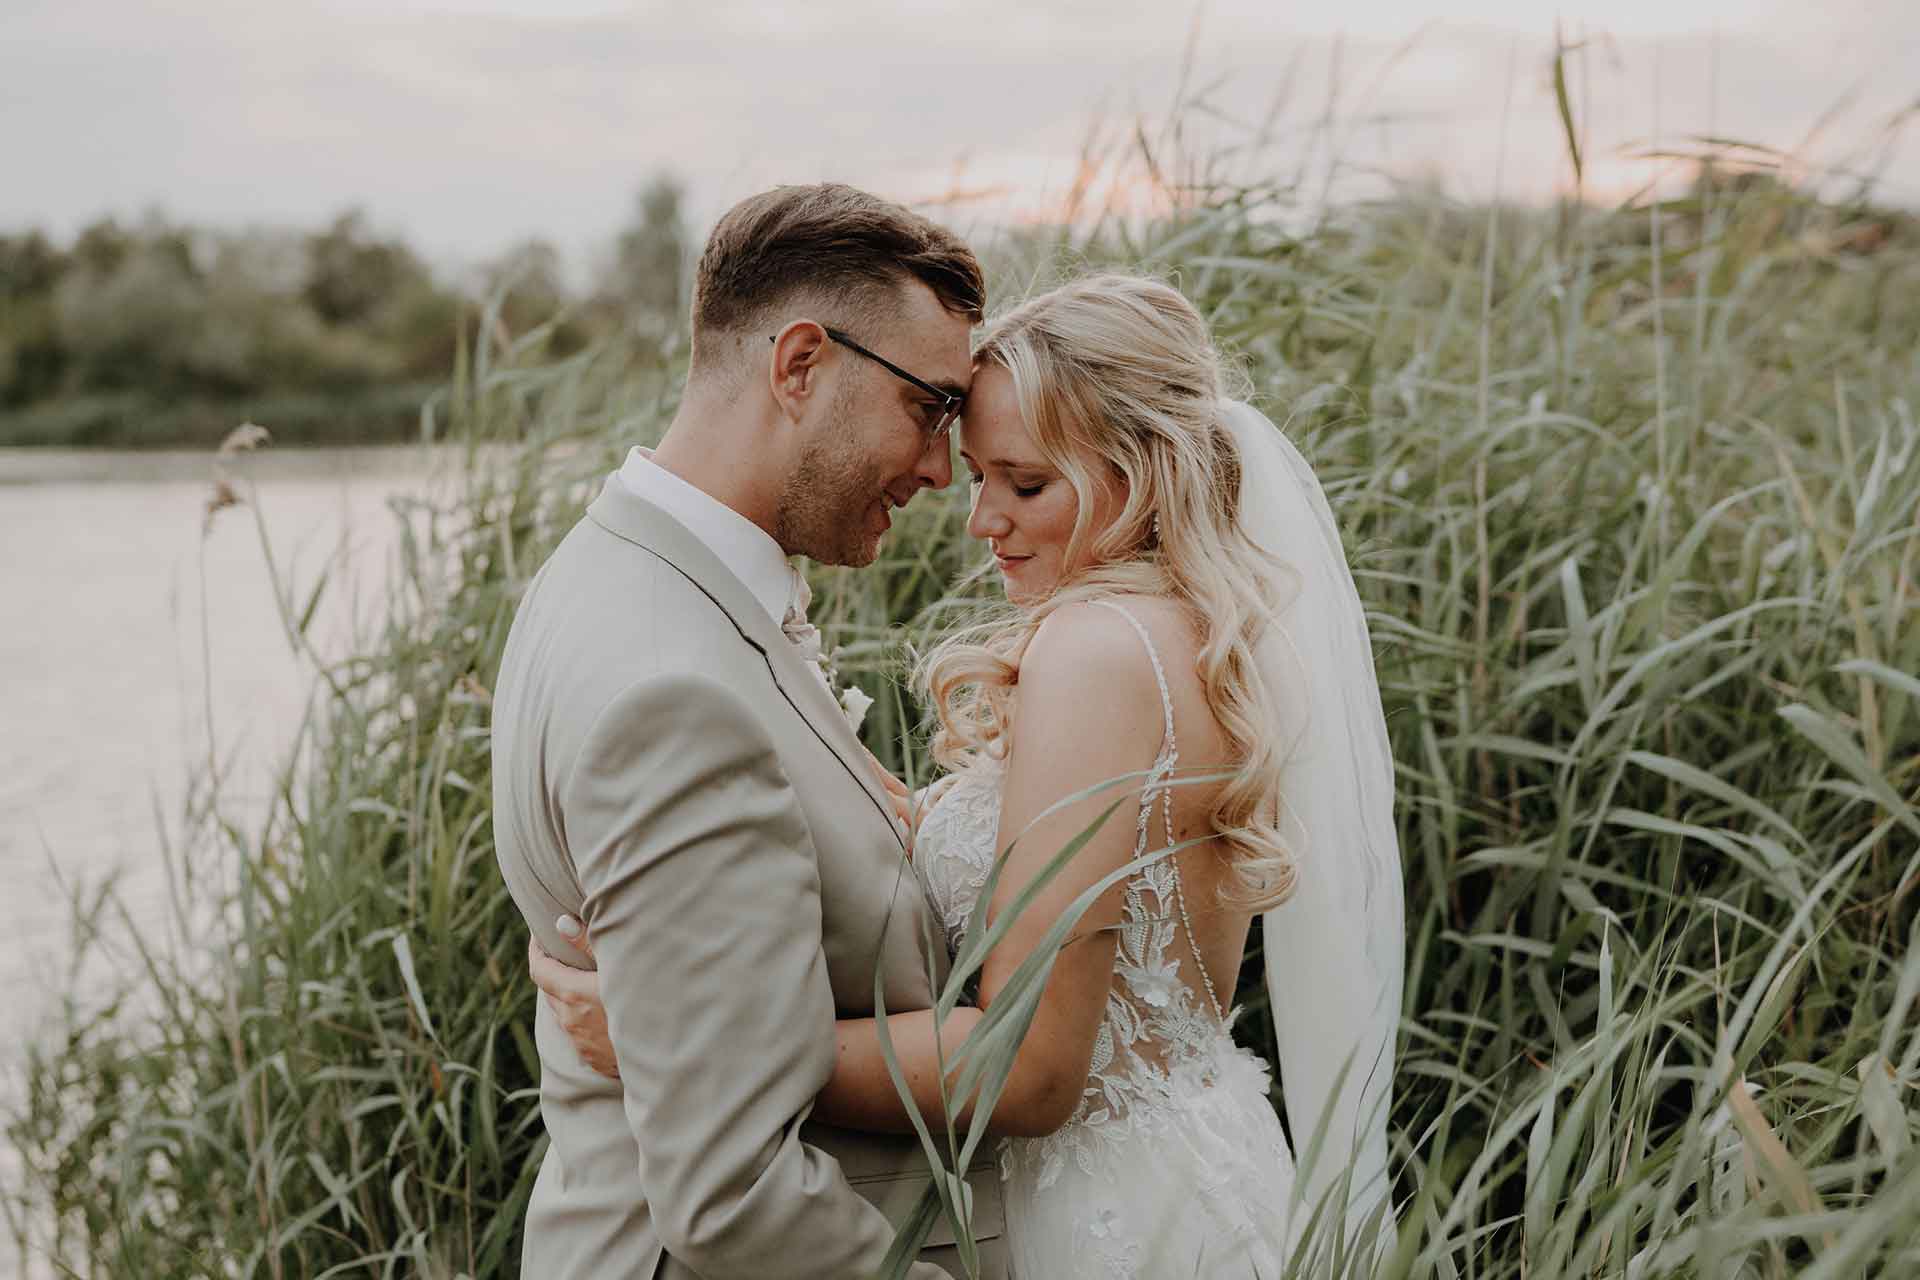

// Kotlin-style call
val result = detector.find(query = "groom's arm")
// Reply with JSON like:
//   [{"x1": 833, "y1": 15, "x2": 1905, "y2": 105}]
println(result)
[{"x1": 563, "y1": 672, "x2": 947, "y2": 1280}]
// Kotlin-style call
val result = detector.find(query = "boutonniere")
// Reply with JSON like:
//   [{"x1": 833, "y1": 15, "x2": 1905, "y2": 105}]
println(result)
[
  {"x1": 838, "y1": 684, "x2": 874, "y2": 734},
  {"x1": 782, "y1": 614, "x2": 869, "y2": 733},
  {"x1": 783, "y1": 571, "x2": 874, "y2": 735}
]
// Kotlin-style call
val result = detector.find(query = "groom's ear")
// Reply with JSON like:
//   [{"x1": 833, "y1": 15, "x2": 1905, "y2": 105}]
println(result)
[{"x1": 767, "y1": 320, "x2": 831, "y2": 424}]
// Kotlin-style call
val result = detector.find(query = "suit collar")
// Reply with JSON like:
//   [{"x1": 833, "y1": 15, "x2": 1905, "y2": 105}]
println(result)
[
  {"x1": 588, "y1": 472, "x2": 778, "y2": 654},
  {"x1": 616, "y1": 447, "x2": 794, "y2": 626},
  {"x1": 585, "y1": 474, "x2": 907, "y2": 853}
]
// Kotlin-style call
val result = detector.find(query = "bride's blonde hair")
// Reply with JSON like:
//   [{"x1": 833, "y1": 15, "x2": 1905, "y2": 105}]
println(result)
[{"x1": 918, "y1": 273, "x2": 1298, "y2": 909}]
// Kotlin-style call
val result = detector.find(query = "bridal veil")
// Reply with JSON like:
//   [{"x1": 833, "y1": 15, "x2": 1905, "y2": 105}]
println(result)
[{"x1": 1223, "y1": 399, "x2": 1404, "y2": 1263}]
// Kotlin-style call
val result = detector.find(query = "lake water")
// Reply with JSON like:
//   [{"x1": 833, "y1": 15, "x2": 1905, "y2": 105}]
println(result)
[{"x1": 0, "y1": 446, "x2": 448, "y2": 1277}]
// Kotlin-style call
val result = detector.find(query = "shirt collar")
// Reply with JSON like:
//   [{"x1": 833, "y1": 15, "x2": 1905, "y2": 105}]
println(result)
[{"x1": 616, "y1": 447, "x2": 796, "y2": 626}]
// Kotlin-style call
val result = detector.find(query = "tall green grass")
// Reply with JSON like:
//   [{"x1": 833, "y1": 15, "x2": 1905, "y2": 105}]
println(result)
[{"x1": 8, "y1": 151, "x2": 1919, "y2": 1277}]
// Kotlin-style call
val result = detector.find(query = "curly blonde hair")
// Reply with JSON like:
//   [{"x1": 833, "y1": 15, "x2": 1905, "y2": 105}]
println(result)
[{"x1": 917, "y1": 273, "x2": 1299, "y2": 909}]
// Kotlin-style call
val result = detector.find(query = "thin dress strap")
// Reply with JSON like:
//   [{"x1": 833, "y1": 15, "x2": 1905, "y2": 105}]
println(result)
[{"x1": 1090, "y1": 598, "x2": 1226, "y2": 1023}]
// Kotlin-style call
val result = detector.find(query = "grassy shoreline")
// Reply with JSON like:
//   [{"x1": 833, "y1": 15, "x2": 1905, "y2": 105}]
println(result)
[{"x1": 8, "y1": 171, "x2": 1919, "y2": 1277}]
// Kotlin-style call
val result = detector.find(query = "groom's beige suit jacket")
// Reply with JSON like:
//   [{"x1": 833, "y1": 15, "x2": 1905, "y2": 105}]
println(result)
[{"x1": 492, "y1": 467, "x2": 1006, "y2": 1280}]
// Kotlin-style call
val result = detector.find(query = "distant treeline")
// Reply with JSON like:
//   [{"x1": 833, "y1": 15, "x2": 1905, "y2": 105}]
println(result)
[
  {"x1": 0, "y1": 177, "x2": 690, "y2": 448},
  {"x1": 6, "y1": 167, "x2": 1914, "y2": 450}
]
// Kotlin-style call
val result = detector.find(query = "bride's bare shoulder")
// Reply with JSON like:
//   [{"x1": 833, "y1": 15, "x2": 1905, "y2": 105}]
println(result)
[
  {"x1": 1022, "y1": 595, "x2": 1199, "y2": 697},
  {"x1": 1007, "y1": 603, "x2": 1166, "y2": 760},
  {"x1": 1025, "y1": 598, "x2": 1146, "y2": 669},
  {"x1": 1040, "y1": 593, "x2": 1198, "y2": 655},
  {"x1": 1029, "y1": 594, "x2": 1228, "y2": 753}
]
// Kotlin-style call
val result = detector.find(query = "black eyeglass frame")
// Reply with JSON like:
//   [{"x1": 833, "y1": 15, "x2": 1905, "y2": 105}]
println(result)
[{"x1": 769, "y1": 326, "x2": 965, "y2": 440}]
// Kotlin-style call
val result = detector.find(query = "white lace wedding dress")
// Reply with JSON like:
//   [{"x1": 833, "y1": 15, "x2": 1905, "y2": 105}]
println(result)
[{"x1": 915, "y1": 600, "x2": 1300, "y2": 1278}]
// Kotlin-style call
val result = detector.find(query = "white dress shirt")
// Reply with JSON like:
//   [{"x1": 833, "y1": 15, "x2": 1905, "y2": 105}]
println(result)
[{"x1": 617, "y1": 447, "x2": 795, "y2": 627}]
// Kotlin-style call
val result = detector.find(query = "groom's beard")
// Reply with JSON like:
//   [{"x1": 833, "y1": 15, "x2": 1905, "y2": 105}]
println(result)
[{"x1": 775, "y1": 396, "x2": 888, "y2": 568}]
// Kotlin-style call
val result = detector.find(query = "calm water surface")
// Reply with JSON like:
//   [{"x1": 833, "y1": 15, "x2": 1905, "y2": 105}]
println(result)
[{"x1": 1, "y1": 446, "x2": 449, "y2": 1277}]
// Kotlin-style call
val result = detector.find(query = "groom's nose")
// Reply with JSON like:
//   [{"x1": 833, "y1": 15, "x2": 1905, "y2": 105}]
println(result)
[{"x1": 910, "y1": 430, "x2": 954, "y2": 492}]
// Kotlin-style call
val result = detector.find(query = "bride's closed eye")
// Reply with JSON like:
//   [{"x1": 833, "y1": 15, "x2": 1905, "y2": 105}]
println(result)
[
  {"x1": 965, "y1": 464, "x2": 1049, "y2": 500},
  {"x1": 969, "y1": 472, "x2": 1047, "y2": 498}
]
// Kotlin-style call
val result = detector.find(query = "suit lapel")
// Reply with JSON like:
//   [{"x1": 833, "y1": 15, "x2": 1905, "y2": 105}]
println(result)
[{"x1": 585, "y1": 475, "x2": 907, "y2": 853}]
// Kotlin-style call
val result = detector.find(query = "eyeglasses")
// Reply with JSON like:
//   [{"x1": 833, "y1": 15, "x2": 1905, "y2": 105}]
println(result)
[{"x1": 770, "y1": 327, "x2": 965, "y2": 441}]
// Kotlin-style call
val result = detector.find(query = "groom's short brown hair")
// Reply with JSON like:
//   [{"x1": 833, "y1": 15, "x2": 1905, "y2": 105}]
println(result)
[{"x1": 690, "y1": 183, "x2": 983, "y2": 369}]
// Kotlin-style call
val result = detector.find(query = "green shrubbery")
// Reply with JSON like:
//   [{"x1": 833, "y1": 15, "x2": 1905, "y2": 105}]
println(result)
[
  {"x1": 7, "y1": 160, "x2": 1919, "y2": 1277},
  {"x1": 0, "y1": 177, "x2": 692, "y2": 448}
]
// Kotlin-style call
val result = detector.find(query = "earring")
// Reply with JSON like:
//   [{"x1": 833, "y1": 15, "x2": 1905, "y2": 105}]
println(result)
[{"x1": 1150, "y1": 512, "x2": 1162, "y2": 544}]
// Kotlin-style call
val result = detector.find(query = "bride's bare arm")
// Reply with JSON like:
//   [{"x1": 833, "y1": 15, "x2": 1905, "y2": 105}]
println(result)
[
  {"x1": 530, "y1": 605, "x2": 1165, "y2": 1136},
  {"x1": 812, "y1": 1007, "x2": 984, "y2": 1132},
  {"x1": 816, "y1": 605, "x2": 1168, "y2": 1137}
]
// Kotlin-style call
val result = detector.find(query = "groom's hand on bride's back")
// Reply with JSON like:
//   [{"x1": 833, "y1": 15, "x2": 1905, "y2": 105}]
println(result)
[{"x1": 528, "y1": 925, "x2": 621, "y2": 1080}]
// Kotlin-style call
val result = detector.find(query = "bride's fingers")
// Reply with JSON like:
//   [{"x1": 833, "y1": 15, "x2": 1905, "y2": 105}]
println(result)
[
  {"x1": 529, "y1": 931, "x2": 597, "y2": 1003},
  {"x1": 870, "y1": 786, "x2": 914, "y2": 852},
  {"x1": 860, "y1": 746, "x2": 911, "y2": 801},
  {"x1": 554, "y1": 914, "x2": 596, "y2": 962},
  {"x1": 528, "y1": 932, "x2": 621, "y2": 1080},
  {"x1": 854, "y1": 747, "x2": 921, "y2": 846},
  {"x1": 528, "y1": 937, "x2": 562, "y2": 997}
]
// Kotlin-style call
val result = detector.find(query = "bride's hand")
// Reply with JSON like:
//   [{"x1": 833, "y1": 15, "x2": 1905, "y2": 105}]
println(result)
[
  {"x1": 528, "y1": 920, "x2": 620, "y2": 1080},
  {"x1": 860, "y1": 745, "x2": 917, "y2": 852}
]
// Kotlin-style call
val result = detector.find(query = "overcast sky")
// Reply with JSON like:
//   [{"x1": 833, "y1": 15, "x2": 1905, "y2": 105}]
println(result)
[{"x1": 4, "y1": 0, "x2": 1915, "y2": 271}]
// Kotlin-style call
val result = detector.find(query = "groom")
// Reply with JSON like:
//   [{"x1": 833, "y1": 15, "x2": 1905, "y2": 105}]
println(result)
[{"x1": 490, "y1": 183, "x2": 1007, "y2": 1279}]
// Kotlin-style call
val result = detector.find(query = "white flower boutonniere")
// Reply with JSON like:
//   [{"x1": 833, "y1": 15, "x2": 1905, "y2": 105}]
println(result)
[{"x1": 838, "y1": 685, "x2": 874, "y2": 734}]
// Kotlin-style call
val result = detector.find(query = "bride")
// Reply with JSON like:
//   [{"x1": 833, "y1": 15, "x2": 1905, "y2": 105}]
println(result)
[{"x1": 535, "y1": 273, "x2": 1405, "y2": 1277}]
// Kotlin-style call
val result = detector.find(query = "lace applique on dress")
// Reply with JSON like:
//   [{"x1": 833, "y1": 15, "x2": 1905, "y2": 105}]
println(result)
[{"x1": 914, "y1": 771, "x2": 1002, "y2": 957}]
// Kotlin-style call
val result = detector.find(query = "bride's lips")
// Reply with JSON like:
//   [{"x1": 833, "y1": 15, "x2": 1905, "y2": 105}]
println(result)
[{"x1": 994, "y1": 552, "x2": 1030, "y2": 571}]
